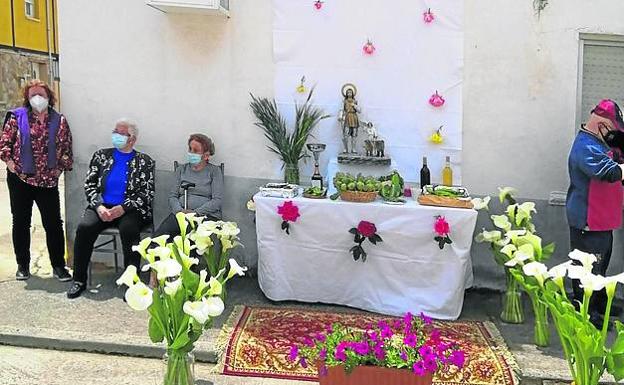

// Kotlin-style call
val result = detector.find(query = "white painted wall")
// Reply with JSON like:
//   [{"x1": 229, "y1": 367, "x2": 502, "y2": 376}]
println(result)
[{"x1": 58, "y1": 0, "x2": 624, "y2": 201}]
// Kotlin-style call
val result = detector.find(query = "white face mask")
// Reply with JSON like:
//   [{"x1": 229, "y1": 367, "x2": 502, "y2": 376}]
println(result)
[{"x1": 29, "y1": 95, "x2": 49, "y2": 113}]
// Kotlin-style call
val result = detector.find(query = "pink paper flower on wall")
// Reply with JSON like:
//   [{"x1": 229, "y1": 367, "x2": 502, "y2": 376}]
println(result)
[
  {"x1": 314, "y1": 0, "x2": 323, "y2": 10},
  {"x1": 363, "y1": 39, "x2": 376, "y2": 55},
  {"x1": 277, "y1": 201, "x2": 300, "y2": 235},
  {"x1": 434, "y1": 216, "x2": 452, "y2": 250},
  {"x1": 423, "y1": 8, "x2": 435, "y2": 23},
  {"x1": 429, "y1": 91, "x2": 445, "y2": 107}
]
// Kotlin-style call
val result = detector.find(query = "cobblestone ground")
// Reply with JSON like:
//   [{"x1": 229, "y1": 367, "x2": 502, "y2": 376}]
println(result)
[{"x1": 0, "y1": 168, "x2": 64, "y2": 282}]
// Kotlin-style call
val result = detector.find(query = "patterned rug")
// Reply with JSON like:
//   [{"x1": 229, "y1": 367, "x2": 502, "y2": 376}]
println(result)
[{"x1": 216, "y1": 306, "x2": 520, "y2": 384}]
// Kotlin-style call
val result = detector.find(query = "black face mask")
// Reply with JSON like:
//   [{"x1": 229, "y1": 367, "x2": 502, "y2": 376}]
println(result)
[{"x1": 600, "y1": 125, "x2": 624, "y2": 151}]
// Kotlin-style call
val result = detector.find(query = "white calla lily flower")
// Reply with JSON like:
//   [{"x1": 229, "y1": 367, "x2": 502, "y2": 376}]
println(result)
[
  {"x1": 183, "y1": 300, "x2": 211, "y2": 324},
  {"x1": 207, "y1": 277, "x2": 223, "y2": 296},
  {"x1": 505, "y1": 204, "x2": 517, "y2": 222},
  {"x1": 548, "y1": 261, "x2": 572, "y2": 279},
  {"x1": 144, "y1": 258, "x2": 182, "y2": 281},
  {"x1": 476, "y1": 230, "x2": 502, "y2": 243},
  {"x1": 221, "y1": 222, "x2": 241, "y2": 237},
  {"x1": 246, "y1": 200, "x2": 256, "y2": 211},
  {"x1": 227, "y1": 258, "x2": 248, "y2": 280},
  {"x1": 149, "y1": 246, "x2": 172, "y2": 261},
  {"x1": 506, "y1": 229, "x2": 527, "y2": 242},
  {"x1": 164, "y1": 278, "x2": 182, "y2": 296},
  {"x1": 125, "y1": 282, "x2": 153, "y2": 311},
  {"x1": 605, "y1": 272, "x2": 624, "y2": 297},
  {"x1": 567, "y1": 265, "x2": 592, "y2": 280},
  {"x1": 152, "y1": 235, "x2": 170, "y2": 248},
  {"x1": 500, "y1": 244, "x2": 517, "y2": 258},
  {"x1": 498, "y1": 187, "x2": 516, "y2": 203},
  {"x1": 132, "y1": 237, "x2": 154, "y2": 261},
  {"x1": 568, "y1": 249, "x2": 597, "y2": 268},
  {"x1": 221, "y1": 237, "x2": 234, "y2": 254},
  {"x1": 190, "y1": 228, "x2": 214, "y2": 255},
  {"x1": 491, "y1": 215, "x2": 512, "y2": 231},
  {"x1": 515, "y1": 202, "x2": 536, "y2": 226},
  {"x1": 523, "y1": 261, "x2": 548, "y2": 286},
  {"x1": 196, "y1": 270, "x2": 209, "y2": 298},
  {"x1": 471, "y1": 196, "x2": 491, "y2": 211},
  {"x1": 579, "y1": 273, "x2": 607, "y2": 293},
  {"x1": 116, "y1": 265, "x2": 139, "y2": 287},
  {"x1": 203, "y1": 296, "x2": 225, "y2": 317},
  {"x1": 176, "y1": 212, "x2": 189, "y2": 237},
  {"x1": 494, "y1": 236, "x2": 511, "y2": 247}
]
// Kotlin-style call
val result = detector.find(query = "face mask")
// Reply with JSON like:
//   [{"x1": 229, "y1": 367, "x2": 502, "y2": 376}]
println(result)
[
  {"x1": 112, "y1": 133, "x2": 129, "y2": 149},
  {"x1": 29, "y1": 95, "x2": 49, "y2": 113},
  {"x1": 187, "y1": 152, "x2": 203, "y2": 165}
]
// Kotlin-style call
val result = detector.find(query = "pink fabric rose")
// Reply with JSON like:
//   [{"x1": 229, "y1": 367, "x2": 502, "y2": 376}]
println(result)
[
  {"x1": 277, "y1": 201, "x2": 300, "y2": 222},
  {"x1": 357, "y1": 221, "x2": 377, "y2": 237}
]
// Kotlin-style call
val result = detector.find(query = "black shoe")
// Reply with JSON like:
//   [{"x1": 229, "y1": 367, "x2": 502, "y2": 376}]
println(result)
[
  {"x1": 67, "y1": 282, "x2": 86, "y2": 299},
  {"x1": 16, "y1": 266, "x2": 30, "y2": 281},
  {"x1": 53, "y1": 267, "x2": 72, "y2": 282}
]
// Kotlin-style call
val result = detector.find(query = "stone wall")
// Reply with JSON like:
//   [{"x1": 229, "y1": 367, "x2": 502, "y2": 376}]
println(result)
[{"x1": 0, "y1": 50, "x2": 51, "y2": 117}]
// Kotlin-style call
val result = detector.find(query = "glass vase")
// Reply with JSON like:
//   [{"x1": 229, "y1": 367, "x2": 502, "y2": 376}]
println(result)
[
  {"x1": 163, "y1": 349, "x2": 195, "y2": 385},
  {"x1": 284, "y1": 162, "x2": 300, "y2": 185},
  {"x1": 500, "y1": 271, "x2": 525, "y2": 324}
]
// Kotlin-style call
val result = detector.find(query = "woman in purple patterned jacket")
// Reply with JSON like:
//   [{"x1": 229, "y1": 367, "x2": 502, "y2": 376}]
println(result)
[{"x1": 0, "y1": 80, "x2": 73, "y2": 282}]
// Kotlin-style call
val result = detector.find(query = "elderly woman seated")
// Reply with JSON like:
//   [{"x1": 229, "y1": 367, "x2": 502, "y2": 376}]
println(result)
[
  {"x1": 154, "y1": 133, "x2": 223, "y2": 237},
  {"x1": 67, "y1": 119, "x2": 155, "y2": 299}
]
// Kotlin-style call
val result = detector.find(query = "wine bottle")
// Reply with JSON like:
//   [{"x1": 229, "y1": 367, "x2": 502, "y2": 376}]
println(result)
[
  {"x1": 420, "y1": 156, "x2": 430, "y2": 189},
  {"x1": 442, "y1": 156, "x2": 453, "y2": 186},
  {"x1": 311, "y1": 163, "x2": 323, "y2": 189}
]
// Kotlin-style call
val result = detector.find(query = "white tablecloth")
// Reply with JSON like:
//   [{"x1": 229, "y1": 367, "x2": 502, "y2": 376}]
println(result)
[{"x1": 255, "y1": 194, "x2": 478, "y2": 320}]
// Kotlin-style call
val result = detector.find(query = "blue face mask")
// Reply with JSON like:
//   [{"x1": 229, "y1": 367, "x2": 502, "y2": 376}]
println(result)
[
  {"x1": 187, "y1": 152, "x2": 203, "y2": 165},
  {"x1": 112, "y1": 133, "x2": 128, "y2": 149}
]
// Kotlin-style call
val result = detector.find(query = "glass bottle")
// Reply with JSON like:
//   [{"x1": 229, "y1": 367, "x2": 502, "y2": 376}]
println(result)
[
  {"x1": 420, "y1": 156, "x2": 431, "y2": 189},
  {"x1": 442, "y1": 156, "x2": 453, "y2": 186}
]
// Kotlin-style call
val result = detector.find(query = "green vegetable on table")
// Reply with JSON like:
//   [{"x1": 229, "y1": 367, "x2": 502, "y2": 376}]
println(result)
[
  {"x1": 304, "y1": 186, "x2": 324, "y2": 196},
  {"x1": 379, "y1": 171, "x2": 405, "y2": 202}
]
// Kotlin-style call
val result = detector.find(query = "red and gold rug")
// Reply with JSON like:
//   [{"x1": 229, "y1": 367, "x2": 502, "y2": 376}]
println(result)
[{"x1": 216, "y1": 306, "x2": 520, "y2": 385}]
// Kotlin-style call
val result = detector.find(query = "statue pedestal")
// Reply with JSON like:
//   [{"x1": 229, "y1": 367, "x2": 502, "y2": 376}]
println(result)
[
  {"x1": 337, "y1": 153, "x2": 391, "y2": 166},
  {"x1": 326, "y1": 155, "x2": 396, "y2": 195}
]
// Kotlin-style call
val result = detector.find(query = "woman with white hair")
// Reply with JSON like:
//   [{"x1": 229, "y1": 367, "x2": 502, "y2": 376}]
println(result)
[{"x1": 67, "y1": 118, "x2": 155, "y2": 299}]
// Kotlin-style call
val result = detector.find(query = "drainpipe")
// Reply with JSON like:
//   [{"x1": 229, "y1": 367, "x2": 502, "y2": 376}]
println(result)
[{"x1": 45, "y1": 0, "x2": 54, "y2": 83}]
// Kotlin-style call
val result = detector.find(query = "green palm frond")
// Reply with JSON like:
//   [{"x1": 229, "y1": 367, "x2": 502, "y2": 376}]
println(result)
[{"x1": 250, "y1": 89, "x2": 330, "y2": 164}]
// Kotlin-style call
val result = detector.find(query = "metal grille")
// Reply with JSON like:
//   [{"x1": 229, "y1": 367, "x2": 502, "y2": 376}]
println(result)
[{"x1": 581, "y1": 43, "x2": 624, "y2": 117}]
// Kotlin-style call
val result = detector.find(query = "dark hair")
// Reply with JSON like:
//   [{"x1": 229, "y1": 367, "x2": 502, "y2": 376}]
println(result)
[
  {"x1": 188, "y1": 134, "x2": 215, "y2": 156},
  {"x1": 22, "y1": 79, "x2": 56, "y2": 108}
]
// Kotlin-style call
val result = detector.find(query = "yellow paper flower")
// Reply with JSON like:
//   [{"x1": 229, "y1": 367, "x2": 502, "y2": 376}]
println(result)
[{"x1": 429, "y1": 127, "x2": 444, "y2": 144}]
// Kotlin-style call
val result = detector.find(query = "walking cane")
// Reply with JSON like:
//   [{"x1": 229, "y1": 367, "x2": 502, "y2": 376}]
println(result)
[{"x1": 180, "y1": 181, "x2": 196, "y2": 210}]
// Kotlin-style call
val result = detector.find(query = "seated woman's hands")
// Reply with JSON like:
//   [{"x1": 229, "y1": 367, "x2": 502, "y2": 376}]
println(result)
[{"x1": 97, "y1": 205, "x2": 125, "y2": 222}]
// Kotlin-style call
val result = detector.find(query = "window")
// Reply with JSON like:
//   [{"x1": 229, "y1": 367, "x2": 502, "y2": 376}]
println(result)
[
  {"x1": 25, "y1": 0, "x2": 37, "y2": 19},
  {"x1": 577, "y1": 34, "x2": 624, "y2": 127}
]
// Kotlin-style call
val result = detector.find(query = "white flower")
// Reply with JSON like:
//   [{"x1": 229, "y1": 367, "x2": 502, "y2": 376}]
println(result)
[
  {"x1": 506, "y1": 229, "x2": 527, "y2": 241},
  {"x1": 523, "y1": 261, "x2": 548, "y2": 285},
  {"x1": 567, "y1": 265, "x2": 591, "y2": 280},
  {"x1": 147, "y1": 246, "x2": 172, "y2": 261},
  {"x1": 221, "y1": 222, "x2": 241, "y2": 237},
  {"x1": 605, "y1": 273, "x2": 624, "y2": 297},
  {"x1": 579, "y1": 273, "x2": 607, "y2": 292},
  {"x1": 569, "y1": 249, "x2": 597, "y2": 269},
  {"x1": 196, "y1": 270, "x2": 210, "y2": 298},
  {"x1": 246, "y1": 199, "x2": 256, "y2": 212},
  {"x1": 116, "y1": 265, "x2": 139, "y2": 287},
  {"x1": 494, "y1": 236, "x2": 511, "y2": 247},
  {"x1": 152, "y1": 235, "x2": 170, "y2": 248},
  {"x1": 142, "y1": 258, "x2": 182, "y2": 280},
  {"x1": 500, "y1": 244, "x2": 517, "y2": 258},
  {"x1": 125, "y1": 282, "x2": 153, "y2": 311},
  {"x1": 173, "y1": 235, "x2": 194, "y2": 256},
  {"x1": 207, "y1": 277, "x2": 222, "y2": 296},
  {"x1": 203, "y1": 296, "x2": 225, "y2": 317},
  {"x1": 164, "y1": 278, "x2": 182, "y2": 296},
  {"x1": 491, "y1": 215, "x2": 511, "y2": 231},
  {"x1": 175, "y1": 212, "x2": 189, "y2": 237},
  {"x1": 183, "y1": 300, "x2": 211, "y2": 324},
  {"x1": 190, "y1": 227, "x2": 214, "y2": 255},
  {"x1": 504, "y1": 244, "x2": 534, "y2": 267},
  {"x1": 498, "y1": 187, "x2": 516, "y2": 203},
  {"x1": 132, "y1": 237, "x2": 153, "y2": 261},
  {"x1": 471, "y1": 196, "x2": 491, "y2": 211},
  {"x1": 227, "y1": 258, "x2": 248, "y2": 280},
  {"x1": 475, "y1": 230, "x2": 502, "y2": 243},
  {"x1": 515, "y1": 202, "x2": 536, "y2": 226},
  {"x1": 548, "y1": 261, "x2": 573, "y2": 279},
  {"x1": 221, "y1": 237, "x2": 235, "y2": 254}
]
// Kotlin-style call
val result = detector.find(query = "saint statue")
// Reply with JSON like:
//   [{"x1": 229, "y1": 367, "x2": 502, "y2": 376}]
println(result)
[{"x1": 338, "y1": 83, "x2": 361, "y2": 154}]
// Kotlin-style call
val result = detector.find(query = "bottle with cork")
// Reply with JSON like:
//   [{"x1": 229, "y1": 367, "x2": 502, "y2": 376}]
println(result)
[{"x1": 442, "y1": 156, "x2": 453, "y2": 186}]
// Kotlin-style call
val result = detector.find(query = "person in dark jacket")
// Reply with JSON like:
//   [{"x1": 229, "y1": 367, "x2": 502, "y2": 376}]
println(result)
[{"x1": 67, "y1": 118, "x2": 155, "y2": 298}]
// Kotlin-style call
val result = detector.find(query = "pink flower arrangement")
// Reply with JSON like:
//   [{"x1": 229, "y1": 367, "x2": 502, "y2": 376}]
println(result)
[
  {"x1": 314, "y1": 0, "x2": 323, "y2": 10},
  {"x1": 434, "y1": 216, "x2": 453, "y2": 249},
  {"x1": 429, "y1": 91, "x2": 445, "y2": 107},
  {"x1": 423, "y1": 8, "x2": 435, "y2": 23},
  {"x1": 277, "y1": 201, "x2": 300, "y2": 235},
  {"x1": 288, "y1": 312, "x2": 466, "y2": 377},
  {"x1": 349, "y1": 221, "x2": 383, "y2": 262},
  {"x1": 363, "y1": 39, "x2": 376, "y2": 55}
]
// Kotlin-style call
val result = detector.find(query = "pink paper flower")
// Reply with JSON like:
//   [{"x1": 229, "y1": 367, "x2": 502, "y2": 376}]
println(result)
[
  {"x1": 277, "y1": 201, "x2": 300, "y2": 222},
  {"x1": 363, "y1": 39, "x2": 376, "y2": 55},
  {"x1": 314, "y1": 0, "x2": 323, "y2": 10},
  {"x1": 434, "y1": 216, "x2": 450, "y2": 236},
  {"x1": 357, "y1": 221, "x2": 377, "y2": 237},
  {"x1": 423, "y1": 8, "x2": 435, "y2": 23},
  {"x1": 429, "y1": 91, "x2": 445, "y2": 107}
]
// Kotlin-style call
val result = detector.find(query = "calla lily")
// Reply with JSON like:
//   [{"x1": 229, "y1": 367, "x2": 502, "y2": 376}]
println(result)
[
  {"x1": 475, "y1": 229, "x2": 502, "y2": 243},
  {"x1": 494, "y1": 236, "x2": 511, "y2": 247},
  {"x1": 183, "y1": 300, "x2": 211, "y2": 324},
  {"x1": 471, "y1": 196, "x2": 491, "y2": 211},
  {"x1": 227, "y1": 258, "x2": 248, "y2": 280},
  {"x1": 176, "y1": 212, "x2": 189, "y2": 238},
  {"x1": 125, "y1": 282, "x2": 153, "y2": 311},
  {"x1": 148, "y1": 246, "x2": 172, "y2": 261},
  {"x1": 605, "y1": 272, "x2": 624, "y2": 297},
  {"x1": 132, "y1": 237, "x2": 153, "y2": 260},
  {"x1": 515, "y1": 233, "x2": 543, "y2": 259},
  {"x1": 579, "y1": 273, "x2": 607, "y2": 293},
  {"x1": 180, "y1": 253, "x2": 199, "y2": 270},
  {"x1": 569, "y1": 249, "x2": 597, "y2": 269},
  {"x1": 196, "y1": 270, "x2": 209, "y2": 298},
  {"x1": 221, "y1": 222, "x2": 241, "y2": 237},
  {"x1": 498, "y1": 187, "x2": 516, "y2": 204},
  {"x1": 506, "y1": 229, "x2": 527, "y2": 242},
  {"x1": 515, "y1": 202, "x2": 536, "y2": 226},
  {"x1": 142, "y1": 258, "x2": 182, "y2": 281},
  {"x1": 116, "y1": 265, "x2": 139, "y2": 287},
  {"x1": 206, "y1": 277, "x2": 223, "y2": 296},
  {"x1": 204, "y1": 296, "x2": 225, "y2": 317},
  {"x1": 500, "y1": 244, "x2": 517, "y2": 258},
  {"x1": 190, "y1": 227, "x2": 215, "y2": 255},
  {"x1": 548, "y1": 261, "x2": 572, "y2": 279},
  {"x1": 505, "y1": 204, "x2": 517, "y2": 223},
  {"x1": 221, "y1": 237, "x2": 234, "y2": 254},
  {"x1": 504, "y1": 244, "x2": 534, "y2": 267},
  {"x1": 173, "y1": 235, "x2": 194, "y2": 256},
  {"x1": 164, "y1": 278, "x2": 182, "y2": 296},
  {"x1": 152, "y1": 235, "x2": 170, "y2": 248},
  {"x1": 567, "y1": 265, "x2": 591, "y2": 280},
  {"x1": 523, "y1": 261, "x2": 548, "y2": 286},
  {"x1": 491, "y1": 215, "x2": 511, "y2": 231},
  {"x1": 246, "y1": 200, "x2": 256, "y2": 211}
]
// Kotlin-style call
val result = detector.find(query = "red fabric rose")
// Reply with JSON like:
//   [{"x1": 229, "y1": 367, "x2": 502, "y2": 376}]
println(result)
[
  {"x1": 277, "y1": 201, "x2": 300, "y2": 222},
  {"x1": 434, "y1": 216, "x2": 450, "y2": 236},
  {"x1": 357, "y1": 221, "x2": 377, "y2": 238}
]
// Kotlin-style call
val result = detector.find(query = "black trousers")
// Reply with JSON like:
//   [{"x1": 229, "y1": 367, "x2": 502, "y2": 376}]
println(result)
[
  {"x1": 6, "y1": 171, "x2": 66, "y2": 269},
  {"x1": 569, "y1": 227, "x2": 612, "y2": 314},
  {"x1": 72, "y1": 207, "x2": 147, "y2": 284},
  {"x1": 153, "y1": 212, "x2": 219, "y2": 238}
]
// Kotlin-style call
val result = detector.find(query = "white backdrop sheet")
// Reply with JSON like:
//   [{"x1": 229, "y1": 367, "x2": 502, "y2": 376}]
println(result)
[
  {"x1": 272, "y1": 0, "x2": 464, "y2": 184},
  {"x1": 255, "y1": 194, "x2": 478, "y2": 319}
]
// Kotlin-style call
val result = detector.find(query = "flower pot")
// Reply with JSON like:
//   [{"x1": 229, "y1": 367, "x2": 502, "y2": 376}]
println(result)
[
  {"x1": 319, "y1": 364, "x2": 433, "y2": 385},
  {"x1": 284, "y1": 162, "x2": 300, "y2": 185},
  {"x1": 163, "y1": 349, "x2": 195, "y2": 385}
]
